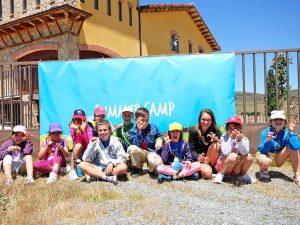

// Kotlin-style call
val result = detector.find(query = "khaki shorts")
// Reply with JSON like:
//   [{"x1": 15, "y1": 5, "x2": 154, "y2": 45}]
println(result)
[{"x1": 256, "y1": 152, "x2": 277, "y2": 167}]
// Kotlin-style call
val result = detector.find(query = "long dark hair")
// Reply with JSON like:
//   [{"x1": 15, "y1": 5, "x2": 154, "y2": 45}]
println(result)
[{"x1": 196, "y1": 108, "x2": 218, "y2": 145}]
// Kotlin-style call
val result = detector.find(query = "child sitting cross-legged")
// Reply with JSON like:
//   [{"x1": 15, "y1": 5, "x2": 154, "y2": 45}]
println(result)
[
  {"x1": 33, "y1": 123, "x2": 69, "y2": 184},
  {"x1": 79, "y1": 120, "x2": 127, "y2": 184},
  {"x1": 213, "y1": 117, "x2": 256, "y2": 184},
  {"x1": 156, "y1": 122, "x2": 201, "y2": 183}
]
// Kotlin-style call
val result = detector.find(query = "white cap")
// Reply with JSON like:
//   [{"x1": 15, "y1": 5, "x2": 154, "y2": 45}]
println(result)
[
  {"x1": 122, "y1": 106, "x2": 134, "y2": 114},
  {"x1": 13, "y1": 125, "x2": 27, "y2": 133},
  {"x1": 270, "y1": 110, "x2": 286, "y2": 120}
]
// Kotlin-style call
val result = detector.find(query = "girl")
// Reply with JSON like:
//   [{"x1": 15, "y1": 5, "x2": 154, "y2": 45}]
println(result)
[
  {"x1": 79, "y1": 120, "x2": 127, "y2": 184},
  {"x1": 188, "y1": 108, "x2": 222, "y2": 179},
  {"x1": 213, "y1": 116, "x2": 254, "y2": 184},
  {"x1": 0, "y1": 125, "x2": 34, "y2": 185},
  {"x1": 33, "y1": 123, "x2": 69, "y2": 183},
  {"x1": 157, "y1": 122, "x2": 201, "y2": 183}
]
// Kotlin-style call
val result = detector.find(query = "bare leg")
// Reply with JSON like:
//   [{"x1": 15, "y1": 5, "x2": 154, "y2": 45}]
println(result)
[
  {"x1": 23, "y1": 155, "x2": 34, "y2": 178},
  {"x1": 220, "y1": 153, "x2": 238, "y2": 175},
  {"x1": 206, "y1": 142, "x2": 221, "y2": 166},
  {"x1": 256, "y1": 154, "x2": 272, "y2": 171},
  {"x1": 232, "y1": 154, "x2": 253, "y2": 176}
]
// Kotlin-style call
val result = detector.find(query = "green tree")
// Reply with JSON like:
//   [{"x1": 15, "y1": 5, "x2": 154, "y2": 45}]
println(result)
[{"x1": 266, "y1": 54, "x2": 291, "y2": 114}]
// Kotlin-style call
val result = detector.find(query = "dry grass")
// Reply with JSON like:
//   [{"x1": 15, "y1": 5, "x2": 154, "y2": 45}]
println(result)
[{"x1": 0, "y1": 176, "x2": 121, "y2": 225}]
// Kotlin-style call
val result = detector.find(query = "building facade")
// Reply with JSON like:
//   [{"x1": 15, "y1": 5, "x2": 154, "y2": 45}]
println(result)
[{"x1": 0, "y1": 0, "x2": 220, "y2": 128}]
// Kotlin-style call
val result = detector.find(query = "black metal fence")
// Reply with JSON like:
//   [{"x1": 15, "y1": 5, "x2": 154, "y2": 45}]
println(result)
[
  {"x1": 0, "y1": 62, "x2": 39, "y2": 130},
  {"x1": 1, "y1": 48, "x2": 299, "y2": 129}
]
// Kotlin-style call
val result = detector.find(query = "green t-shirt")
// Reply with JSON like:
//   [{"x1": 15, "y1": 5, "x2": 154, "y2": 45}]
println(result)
[{"x1": 115, "y1": 122, "x2": 134, "y2": 145}]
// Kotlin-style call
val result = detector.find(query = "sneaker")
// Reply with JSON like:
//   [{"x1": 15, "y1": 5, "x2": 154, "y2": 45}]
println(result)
[
  {"x1": 185, "y1": 173, "x2": 200, "y2": 181},
  {"x1": 157, "y1": 174, "x2": 172, "y2": 184},
  {"x1": 46, "y1": 172, "x2": 58, "y2": 184},
  {"x1": 293, "y1": 177, "x2": 300, "y2": 186},
  {"x1": 59, "y1": 166, "x2": 71, "y2": 175},
  {"x1": 69, "y1": 169, "x2": 79, "y2": 181},
  {"x1": 238, "y1": 174, "x2": 257, "y2": 184},
  {"x1": 258, "y1": 170, "x2": 271, "y2": 183},
  {"x1": 5, "y1": 178, "x2": 13, "y2": 186},
  {"x1": 131, "y1": 168, "x2": 142, "y2": 178},
  {"x1": 85, "y1": 174, "x2": 97, "y2": 183},
  {"x1": 105, "y1": 175, "x2": 118, "y2": 184},
  {"x1": 148, "y1": 170, "x2": 156, "y2": 179},
  {"x1": 24, "y1": 176, "x2": 35, "y2": 184},
  {"x1": 213, "y1": 173, "x2": 224, "y2": 184}
]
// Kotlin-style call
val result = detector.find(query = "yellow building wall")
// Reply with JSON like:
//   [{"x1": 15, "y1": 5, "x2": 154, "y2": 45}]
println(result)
[
  {"x1": 77, "y1": 0, "x2": 140, "y2": 57},
  {"x1": 141, "y1": 11, "x2": 214, "y2": 56}
]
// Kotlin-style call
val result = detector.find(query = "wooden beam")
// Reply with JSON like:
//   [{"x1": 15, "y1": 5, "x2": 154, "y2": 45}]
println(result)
[
  {"x1": 11, "y1": 27, "x2": 25, "y2": 43},
  {"x1": 0, "y1": 35, "x2": 8, "y2": 47},
  {"x1": 19, "y1": 25, "x2": 33, "y2": 41},
  {"x1": 4, "y1": 30, "x2": 16, "y2": 46},
  {"x1": 76, "y1": 19, "x2": 84, "y2": 35},
  {"x1": 29, "y1": 22, "x2": 42, "y2": 38}
]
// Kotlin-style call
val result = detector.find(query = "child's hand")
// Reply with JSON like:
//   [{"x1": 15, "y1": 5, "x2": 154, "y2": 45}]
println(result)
[
  {"x1": 163, "y1": 133, "x2": 171, "y2": 145},
  {"x1": 117, "y1": 124, "x2": 124, "y2": 129},
  {"x1": 105, "y1": 163, "x2": 114, "y2": 175},
  {"x1": 90, "y1": 137, "x2": 98, "y2": 143},
  {"x1": 46, "y1": 137, "x2": 53, "y2": 147},
  {"x1": 56, "y1": 143, "x2": 63, "y2": 151},
  {"x1": 198, "y1": 153, "x2": 206, "y2": 163},
  {"x1": 207, "y1": 132, "x2": 220, "y2": 143},
  {"x1": 23, "y1": 132, "x2": 32, "y2": 142},
  {"x1": 267, "y1": 132, "x2": 276, "y2": 142},
  {"x1": 70, "y1": 122, "x2": 78, "y2": 130},
  {"x1": 183, "y1": 161, "x2": 192, "y2": 170},
  {"x1": 288, "y1": 118, "x2": 297, "y2": 132},
  {"x1": 235, "y1": 130, "x2": 244, "y2": 142},
  {"x1": 155, "y1": 139, "x2": 163, "y2": 150},
  {"x1": 8, "y1": 146, "x2": 21, "y2": 152},
  {"x1": 80, "y1": 120, "x2": 87, "y2": 131}
]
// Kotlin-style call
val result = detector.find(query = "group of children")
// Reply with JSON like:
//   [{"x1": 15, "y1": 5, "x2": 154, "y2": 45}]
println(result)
[{"x1": 0, "y1": 106, "x2": 299, "y2": 187}]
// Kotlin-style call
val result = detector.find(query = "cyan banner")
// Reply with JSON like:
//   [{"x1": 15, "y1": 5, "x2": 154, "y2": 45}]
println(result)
[{"x1": 39, "y1": 53, "x2": 235, "y2": 142}]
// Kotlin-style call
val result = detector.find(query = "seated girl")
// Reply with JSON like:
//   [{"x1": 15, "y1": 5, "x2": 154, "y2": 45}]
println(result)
[
  {"x1": 33, "y1": 123, "x2": 69, "y2": 183},
  {"x1": 157, "y1": 122, "x2": 201, "y2": 183},
  {"x1": 79, "y1": 120, "x2": 127, "y2": 184},
  {"x1": 0, "y1": 125, "x2": 34, "y2": 185},
  {"x1": 213, "y1": 117, "x2": 255, "y2": 184}
]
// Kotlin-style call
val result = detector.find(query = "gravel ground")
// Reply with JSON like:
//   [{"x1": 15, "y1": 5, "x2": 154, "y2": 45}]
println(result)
[{"x1": 65, "y1": 165, "x2": 300, "y2": 225}]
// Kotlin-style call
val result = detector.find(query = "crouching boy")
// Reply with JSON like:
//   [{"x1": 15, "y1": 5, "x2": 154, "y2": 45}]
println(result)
[
  {"x1": 128, "y1": 107, "x2": 163, "y2": 177},
  {"x1": 79, "y1": 120, "x2": 127, "y2": 184}
]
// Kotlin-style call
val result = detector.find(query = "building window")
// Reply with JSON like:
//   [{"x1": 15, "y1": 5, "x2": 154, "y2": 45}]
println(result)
[
  {"x1": 189, "y1": 42, "x2": 192, "y2": 53},
  {"x1": 36, "y1": 0, "x2": 41, "y2": 6},
  {"x1": 198, "y1": 45, "x2": 204, "y2": 53},
  {"x1": 107, "y1": 0, "x2": 111, "y2": 16},
  {"x1": 0, "y1": 0, "x2": 2, "y2": 18},
  {"x1": 94, "y1": 0, "x2": 98, "y2": 10},
  {"x1": 23, "y1": 0, "x2": 27, "y2": 11},
  {"x1": 10, "y1": 0, "x2": 14, "y2": 15},
  {"x1": 129, "y1": 6, "x2": 132, "y2": 26},
  {"x1": 171, "y1": 34, "x2": 179, "y2": 53},
  {"x1": 118, "y1": 1, "x2": 122, "y2": 21}
]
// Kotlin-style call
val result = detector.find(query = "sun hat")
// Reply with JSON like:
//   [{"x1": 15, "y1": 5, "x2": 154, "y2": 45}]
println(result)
[
  {"x1": 226, "y1": 116, "x2": 242, "y2": 126},
  {"x1": 122, "y1": 106, "x2": 134, "y2": 114},
  {"x1": 94, "y1": 106, "x2": 106, "y2": 116},
  {"x1": 13, "y1": 125, "x2": 27, "y2": 134},
  {"x1": 73, "y1": 109, "x2": 86, "y2": 120},
  {"x1": 270, "y1": 110, "x2": 286, "y2": 120},
  {"x1": 169, "y1": 122, "x2": 183, "y2": 131},
  {"x1": 49, "y1": 123, "x2": 62, "y2": 133}
]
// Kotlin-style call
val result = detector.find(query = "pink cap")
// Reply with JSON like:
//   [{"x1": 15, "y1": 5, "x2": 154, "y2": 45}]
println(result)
[
  {"x1": 226, "y1": 116, "x2": 242, "y2": 126},
  {"x1": 94, "y1": 106, "x2": 106, "y2": 116}
]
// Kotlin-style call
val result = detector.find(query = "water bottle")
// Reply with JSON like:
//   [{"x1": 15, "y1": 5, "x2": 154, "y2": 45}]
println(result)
[
  {"x1": 75, "y1": 159, "x2": 84, "y2": 177},
  {"x1": 172, "y1": 157, "x2": 182, "y2": 172}
]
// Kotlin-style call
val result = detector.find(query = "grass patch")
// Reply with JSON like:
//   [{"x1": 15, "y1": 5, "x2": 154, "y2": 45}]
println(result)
[{"x1": 0, "y1": 175, "x2": 121, "y2": 225}]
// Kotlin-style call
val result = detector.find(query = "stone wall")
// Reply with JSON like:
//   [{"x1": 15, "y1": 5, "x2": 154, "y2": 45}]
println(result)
[{"x1": 0, "y1": 0, "x2": 77, "y2": 24}]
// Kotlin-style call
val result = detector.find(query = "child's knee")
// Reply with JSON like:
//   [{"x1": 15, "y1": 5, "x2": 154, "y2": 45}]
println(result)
[
  {"x1": 128, "y1": 145, "x2": 140, "y2": 155},
  {"x1": 200, "y1": 165, "x2": 212, "y2": 179},
  {"x1": 3, "y1": 155, "x2": 13, "y2": 166}
]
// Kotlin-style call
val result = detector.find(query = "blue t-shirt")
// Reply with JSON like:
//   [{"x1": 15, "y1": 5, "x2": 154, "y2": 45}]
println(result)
[
  {"x1": 101, "y1": 140, "x2": 110, "y2": 148},
  {"x1": 170, "y1": 142, "x2": 180, "y2": 157}
]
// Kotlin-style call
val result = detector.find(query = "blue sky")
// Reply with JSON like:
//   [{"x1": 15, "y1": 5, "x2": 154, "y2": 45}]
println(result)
[{"x1": 140, "y1": 0, "x2": 300, "y2": 93}]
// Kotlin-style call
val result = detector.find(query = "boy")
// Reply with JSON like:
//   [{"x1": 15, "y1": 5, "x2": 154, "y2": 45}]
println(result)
[
  {"x1": 69, "y1": 109, "x2": 93, "y2": 180},
  {"x1": 79, "y1": 120, "x2": 127, "y2": 184},
  {"x1": 256, "y1": 110, "x2": 300, "y2": 185},
  {"x1": 0, "y1": 125, "x2": 34, "y2": 185},
  {"x1": 114, "y1": 106, "x2": 135, "y2": 151},
  {"x1": 128, "y1": 107, "x2": 163, "y2": 177}
]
